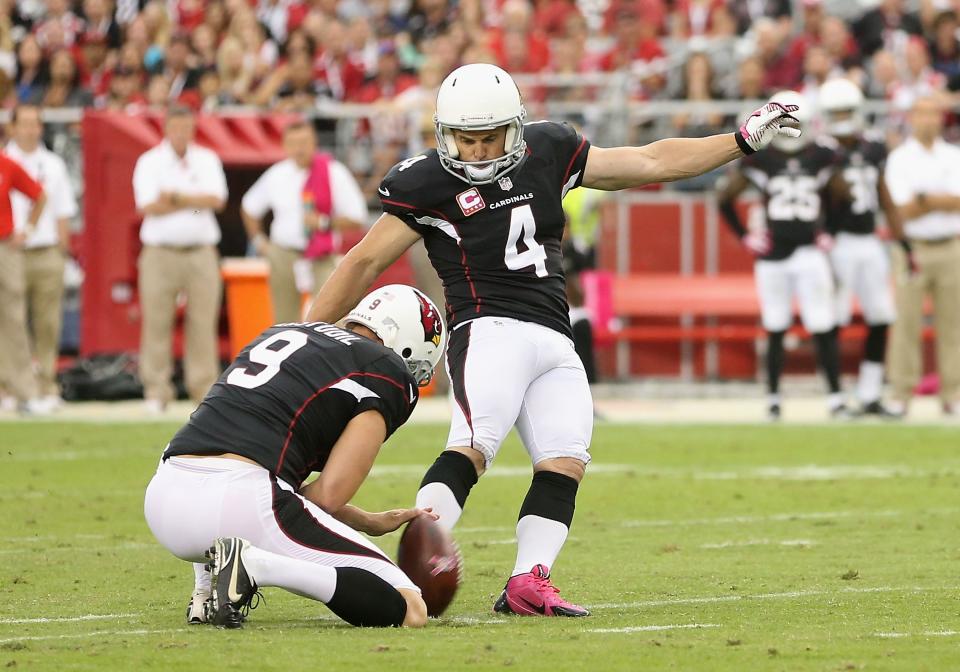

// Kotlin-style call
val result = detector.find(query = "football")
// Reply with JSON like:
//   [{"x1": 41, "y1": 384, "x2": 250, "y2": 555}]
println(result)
[{"x1": 397, "y1": 514, "x2": 462, "y2": 617}]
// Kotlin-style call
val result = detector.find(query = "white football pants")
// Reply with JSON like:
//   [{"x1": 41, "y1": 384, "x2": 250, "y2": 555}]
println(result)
[
  {"x1": 444, "y1": 316, "x2": 593, "y2": 467},
  {"x1": 830, "y1": 232, "x2": 896, "y2": 326},
  {"x1": 144, "y1": 456, "x2": 416, "y2": 591},
  {"x1": 755, "y1": 246, "x2": 836, "y2": 333}
]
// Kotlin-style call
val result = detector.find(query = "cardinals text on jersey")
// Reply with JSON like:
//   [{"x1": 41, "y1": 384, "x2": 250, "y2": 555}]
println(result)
[{"x1": 378, "y1": 121, "x2": 591, "y2": 338}]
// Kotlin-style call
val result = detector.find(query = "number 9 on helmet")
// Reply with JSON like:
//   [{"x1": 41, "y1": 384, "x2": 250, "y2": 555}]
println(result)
[{"x1": 345, "y1": 285, "x2": 447, "y2": 386}]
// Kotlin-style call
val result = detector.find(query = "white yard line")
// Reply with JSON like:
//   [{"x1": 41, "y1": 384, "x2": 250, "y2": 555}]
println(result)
[
  {"x1": 621, "y1": 509, "x2": 905, "y2": 528},
  {"x1": 874, "y1": 630, "x2": 959, "y2": 639},
  {"x1": 591, "y1": 585, "x2": 954, "y2": 610},
  {"x1": 0, "y1": 613, "x2": 140, "y2": 625},
  {"x1": 455, "y1": 508, "x2": 957, "y2": 535},
  {"x1": 369, "y1": 464, "x2": 638, "y2": 478},
  {"x1": 0, "y1": 542, "x2": 155, "y2": 556},
  {"x1": 699, "y1": 539, "x2": 816, "y2": 549},
  {"x1": 456, "y1": 526, "x2": 514, "y2": 534},
  {"x1": 587, "y1": 623, "x2": 720, "y2": 634},
  {"x1": 0, "y1": 628, "x2": 189, "y2": 645},
  {"x1": 8, "y1": 448, "x2": 957, "y2": 484},
  {"x1": 0, "y1": 533, "x2": 111, "y2": 544}
]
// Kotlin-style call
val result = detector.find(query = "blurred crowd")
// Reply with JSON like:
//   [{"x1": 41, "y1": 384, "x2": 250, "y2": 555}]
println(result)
[{"x1": 3, "y1": 0, "x2": 960, "y2": 200}]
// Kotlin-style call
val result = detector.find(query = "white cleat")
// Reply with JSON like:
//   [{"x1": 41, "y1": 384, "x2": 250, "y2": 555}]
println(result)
[
  {"x1": 18, "y1": 397, "x2": 56, "y2": 416},
  {"x1": 186, "y1": 589, "x2": 212, "y2": 625},
  {"x1": 42, "y1": 395, "x2": 65, "y2": 411}
]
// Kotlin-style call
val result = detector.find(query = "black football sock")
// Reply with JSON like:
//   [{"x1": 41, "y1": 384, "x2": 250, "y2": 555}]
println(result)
[
  {"x1": 766, "y1": 330, "x2": 786, "y2": 399},
  {"x1": 326, "y1": 567, "x2": 407, "y2": 627},
  {"x1": 415, "y1": 450, "x2": 479, "y2": 531},
  {"x1": 569, "y1": 309, "x2": 597, "y2": 384},
  {"x1": 512, "y1": 471, "x2": 579, "y2": 575},
  {"x1": 813, "y1": 330, "x2": 842, "y2": 395},
  {"x1": 864, "y1": 323, "x2": 888, "y2": 363}
]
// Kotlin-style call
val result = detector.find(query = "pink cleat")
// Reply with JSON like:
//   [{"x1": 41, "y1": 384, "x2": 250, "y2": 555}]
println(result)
[{"x1": 492, "y1": 564, "x2": 589, "y2": 617}]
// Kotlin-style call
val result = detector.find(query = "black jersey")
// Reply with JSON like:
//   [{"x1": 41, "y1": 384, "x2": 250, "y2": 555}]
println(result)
[
  {"x1": 825, "y1": 133, "x2": 887, "y2": 235},
  {"x1": 741, "y1": 138, "x2": 840, "y2": 260},
  {"x1": 379, "y1": 121, "x2": 591, "y2": 338},
  {"x1": 164, "y1": 323, "x2": 418, "y2": 488}
]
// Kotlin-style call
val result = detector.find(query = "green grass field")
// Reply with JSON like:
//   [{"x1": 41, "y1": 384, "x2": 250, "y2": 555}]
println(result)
[{"x1": 1, "y1": 421, "x2": 958, "y2": 671}]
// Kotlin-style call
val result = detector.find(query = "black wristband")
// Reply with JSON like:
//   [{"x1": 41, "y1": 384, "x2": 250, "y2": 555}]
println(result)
[
  {"x1": 734, "y1": 131, "x2": 755, "y2": 155},
  {"x1": 899, "y1": 239, "x2": 913, "y2": 255}
]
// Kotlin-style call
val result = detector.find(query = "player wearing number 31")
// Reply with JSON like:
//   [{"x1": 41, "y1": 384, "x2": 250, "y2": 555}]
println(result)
[{"x1": 306, "y1": 63, "x2": 802, "y2": 616}]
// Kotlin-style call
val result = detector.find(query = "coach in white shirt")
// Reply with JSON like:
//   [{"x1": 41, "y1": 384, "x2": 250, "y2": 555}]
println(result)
[
  {"x1": 133, "y1": 106, "x2": 228, "y2": 410},
  {"x1": 240, "y1": 120, "x2": 367, "y2": 323},
  {"x1": 8, "y1": 105, "x2": 78, "y2": 405},
  {"x1": 884, "y1": 94, "x2": 960, "y2": 415}
]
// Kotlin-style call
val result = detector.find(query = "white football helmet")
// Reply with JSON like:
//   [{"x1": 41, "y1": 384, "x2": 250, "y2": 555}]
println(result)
[
  {"x1": 770, "y1": 90, "x2": 813, "y2": 153},
  {"x1": 819, "y1": 78, "x2": 865, "y2": 138},
  {"x1": 345, "y1": 284, "x2": 446, "y2": 387},
  {"x1": 434, "y1": 63, "x2": 527, "y2": 185}
]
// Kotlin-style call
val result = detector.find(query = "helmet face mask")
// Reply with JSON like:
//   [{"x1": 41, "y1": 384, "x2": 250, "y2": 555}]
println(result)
[
  {"x1": 818, "y1": 78, "x2": 865, "y2": 138},
  {"x1": 824, "y1": 108, "x2": 863, "y2": 137},
  {"x1": 434, "y1": 64, "x2": 527, "y2": 186},
  {"x1": 345, "y1": 285, "x2": 447, "y2": 387}
]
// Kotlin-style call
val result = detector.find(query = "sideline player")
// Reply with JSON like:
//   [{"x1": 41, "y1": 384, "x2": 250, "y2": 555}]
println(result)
[
  {"x1": 144, "y1": 284, "x2": 446, "y2": 629},
  {"x1": 718, "y1": 90, "x2": 849, "y2": 421},
  {"x1": 306, "y1": 63, "x2": 801, "y2": 616},
  {"x1": 819, "y1": 79, "x2": 901, "y2": 416}
]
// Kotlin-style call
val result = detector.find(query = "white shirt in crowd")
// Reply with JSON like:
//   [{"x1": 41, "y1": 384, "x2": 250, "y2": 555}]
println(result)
[
  {"x1": 133, "y1": 140, "x2": 228, "y2": 246},
  {"x1": 241, "y1": 157, "x2": 368, "y2": 251},
  {"x1": 885, "y1": 136, "x2": 960, "y2": 240},
  {"x1": 7, "y1": 141, "x2": 77, "y2": 249}
]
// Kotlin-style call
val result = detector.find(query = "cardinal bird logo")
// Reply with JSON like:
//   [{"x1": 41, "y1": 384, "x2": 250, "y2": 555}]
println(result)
[{"x1": 414, "y1": 290, "x2": 443, "y2": 347}]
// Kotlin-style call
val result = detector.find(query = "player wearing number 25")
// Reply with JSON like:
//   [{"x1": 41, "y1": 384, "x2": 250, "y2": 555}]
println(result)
[
  {"x1": 718, "y1": 90, "x2": 850, "y2": 422},
  {"x1": 306, "y1": 63, "x2": 802, "y2": 616}
]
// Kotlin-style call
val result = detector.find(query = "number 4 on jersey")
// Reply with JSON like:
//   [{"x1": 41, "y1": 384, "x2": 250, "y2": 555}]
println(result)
[{"x1": 504, "y1": 204, "x2": 548, "y2": 278}]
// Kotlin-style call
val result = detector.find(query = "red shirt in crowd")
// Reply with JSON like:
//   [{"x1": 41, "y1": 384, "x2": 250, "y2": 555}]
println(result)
[
  {"x1": 352, "y1": 73, "x2": 419, "y2": 103},
  {"x1": 487, "y1": 28, "x2": 551, "y2": 73},
  {"x1": 598, "y1": 38, "x2": 665, "y2": 71},
  {"x1": 0, "y1": 154, "x2": 44, "y2": 239}
]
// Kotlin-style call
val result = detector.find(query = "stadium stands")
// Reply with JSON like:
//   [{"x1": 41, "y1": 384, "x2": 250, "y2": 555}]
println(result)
[{"x1": 1, "y1": 0, "x2": 958, "y2": 393}]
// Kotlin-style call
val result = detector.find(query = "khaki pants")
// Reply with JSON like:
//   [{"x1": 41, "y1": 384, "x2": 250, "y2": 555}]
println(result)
[
  {"x1": 888, "y1": 238, "x2": 960, "y2": 404},
  {"x1": 24, "y1": 246, "x2": 66, "y2": 397},
  {"x1": 264, "y1": 243, "x2": 336, "y2": 324},
  {"x1": 138, "y1": 245, "x2": 222, "y2": 404},
  {"x1": 0, "y1": 239, "x2": 38, "y2": 402}
]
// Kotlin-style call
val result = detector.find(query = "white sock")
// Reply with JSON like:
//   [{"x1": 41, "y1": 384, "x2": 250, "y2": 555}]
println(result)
[
  {"x1": 242, "y1": 545, "x2": 337, "y2": 602},
  {"x1": 511, "y1": 515, "x2": 569, "y2": 576},
  {"x1": 767, "y1": 393, "x2": 781, "y2": 407},
  {"x1": 857, "y1": 360, "x2": 884, "y2": 404},
  {"x1": 887, "y1": 398, "x2": 907, "y2": 415},
  {"x1": 193, "y1": 563, "x2": 211, "y2": 594},
  {"x1": 415, "y1": 482, "x2": 463, "y2": 532}
]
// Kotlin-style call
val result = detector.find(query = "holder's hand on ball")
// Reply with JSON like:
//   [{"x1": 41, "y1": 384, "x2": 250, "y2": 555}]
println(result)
[{"x1": 367, "y1": 507, "x2": 438, "y2": 536}]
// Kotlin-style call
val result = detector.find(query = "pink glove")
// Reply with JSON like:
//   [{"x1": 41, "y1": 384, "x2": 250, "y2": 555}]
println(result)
[
  {"x1": 736, "y1": 101, "x2": 802, "y2": 154},
  {"x1": 815, "y1": 231, "x2": 834, "y2": 253},
  {"x1": 743, "y1": 231, "x2": 772, "y2": 257}
]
